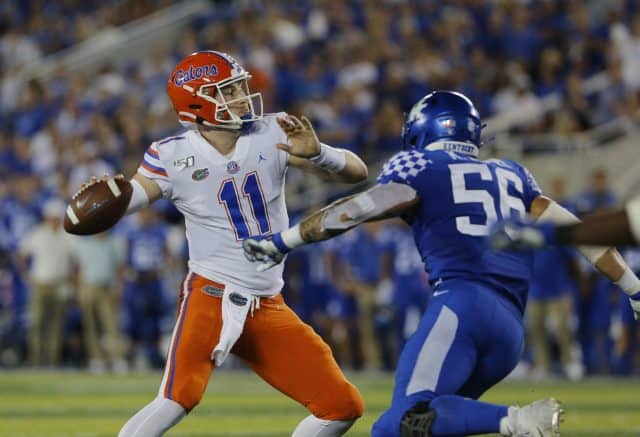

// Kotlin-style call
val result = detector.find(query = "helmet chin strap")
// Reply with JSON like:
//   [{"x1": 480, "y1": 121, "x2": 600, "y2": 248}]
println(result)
[
  {"x1": 194, "y1": 115, "x2": 257, "y2": 135},
  {"x1": 179, "y1": 104, "x2": 259, "y2": 133},
  {"x1": 178, "y1": 119, "x2": 241, "y2": 131},
  {"x1": 238, "y1": 114, "x2": 258, "y2": 134}
]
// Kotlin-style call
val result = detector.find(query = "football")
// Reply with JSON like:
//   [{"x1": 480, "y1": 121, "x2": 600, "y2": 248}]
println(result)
[{"x1": 64, "y1": 177, "x2": 133, "y2": 235}]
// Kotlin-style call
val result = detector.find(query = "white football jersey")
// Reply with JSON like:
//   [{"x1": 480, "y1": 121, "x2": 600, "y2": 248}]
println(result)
[{"x1": 137, "y1": 114, "x2": 290, "y2": 295}]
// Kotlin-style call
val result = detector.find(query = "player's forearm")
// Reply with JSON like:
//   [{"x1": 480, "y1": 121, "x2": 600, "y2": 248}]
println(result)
[
  {"x1": 279, "y1": 197, "x2": 355, "y2": 249},
  {"x1": 308, "y1": 144, "x2": 368, "y2": 183},
  {"x1": 554, "y1": 209, "x2": 635, "y2": 246},
  {"x1": 594, "y1": 248, "x2": 627, "y2": 283},
  {"x1": 536, "y1": 198, "x2": 640, "y2": 297},
  {"x1": 335, "y1": 149, "x2": 368, "y2": 183},
  {"x1": 275, "y1": 183, "x2": 416, "y2": 254},
  {"x1": 132, "y1": 174, "x2": 162, "y2": 203},
  {"x1": 538, "y1": 196, "x2": 640, "y2": 296},
  {"x1": 299, "y1": 207, "x2": 350, "y2": 243},
  {"x1": 534, "y1": 196, "x2": 640, "y2": 296},
  {"x1": 534, "y1": 194, "x2": 639, "y2": 246},
  {"x1": 594, "y1": 248, "x2": 640, "y2": 297},
  {"x1": 534, "y1": 197, "x2": 611, "y2": 265},
  {"x1": 126, "y1": 174, "x2": 161, "y2": 215},
  {"x1": 273, "y1": 194, "x2": 369, "y2": 257}
]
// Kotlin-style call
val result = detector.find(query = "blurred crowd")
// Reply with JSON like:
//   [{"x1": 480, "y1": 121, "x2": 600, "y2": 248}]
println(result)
[{"x1": 2, "y1": 0, "x2": 640, "y2": 375}]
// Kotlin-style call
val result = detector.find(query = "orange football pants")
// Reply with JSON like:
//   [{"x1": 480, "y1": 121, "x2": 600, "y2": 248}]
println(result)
[{"x1": 158, "y1": 272, "x2": 364, "y2": 420}]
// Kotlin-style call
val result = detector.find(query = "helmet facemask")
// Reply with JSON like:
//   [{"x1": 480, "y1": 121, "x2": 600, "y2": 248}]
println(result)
[{"x1": 194, "y1": 73, "x2": 263, "y2": 130}]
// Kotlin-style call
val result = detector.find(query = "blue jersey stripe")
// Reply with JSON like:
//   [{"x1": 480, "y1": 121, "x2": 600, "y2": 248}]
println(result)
[
  {"x1": 146, "y1": 147, "x2": 160, "y2": 159},
  {"x1": 158, "y1": 135, "x2": 185, "y2": 146},
  {"x1": 142, "y1": 158, "x2": 166, "y2": 173}
]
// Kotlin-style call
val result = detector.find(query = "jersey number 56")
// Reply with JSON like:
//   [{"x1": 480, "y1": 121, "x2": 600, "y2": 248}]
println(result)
[{"x1": 449, "y1": 163, "x2": 526, "y2": 236}]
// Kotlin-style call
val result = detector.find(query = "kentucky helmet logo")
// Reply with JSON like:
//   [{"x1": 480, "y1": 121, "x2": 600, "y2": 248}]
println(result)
[{"x1": 408, "y1": 99, "x2": 428, "y2": 124}]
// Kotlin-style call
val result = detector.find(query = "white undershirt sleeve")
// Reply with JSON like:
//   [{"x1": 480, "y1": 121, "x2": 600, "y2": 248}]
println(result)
[
  {"x1": 626, "y1": 196, "x2": 640, "y2": 244},
  {"x1": 126, "y1": 179, "x2": 150, "y2": 215},
  {"x1": 537, "y1": 200, "x2": 608, "y2": 264}
]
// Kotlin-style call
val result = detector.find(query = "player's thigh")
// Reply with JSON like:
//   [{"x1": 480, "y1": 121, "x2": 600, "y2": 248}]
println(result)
[
  {"x1": 391, "y1": 294, "x2": 478, "y2": 407},
  {"x1": 458, "y1": 295, "x2": 524, "y2": 399},
  {"x1": 234, "y1": 295, "x2": 363, "y2": 420},
  {"x1": 373, "y1": 294, "x2": 480, "y2": 434},
  {"x1": 159, "y1": 273, "x2": 221, "y2": 411}
]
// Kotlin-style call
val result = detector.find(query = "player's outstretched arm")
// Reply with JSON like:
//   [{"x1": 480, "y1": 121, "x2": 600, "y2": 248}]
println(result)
[
  {"x1": 545, "y1": 208, "x2": 634, "y2": 246},
  {"x1": 491, "y1": 197, "x2": 639, "y2": 249},
  {"x1": 530, "y1": 195, "x2": 640, "y2": 319},
  {"x1": 243, "y1": 182, "x2": 419, "y2": 271},
  {"x1": 546, "y1": 196, "x2": 640, "y2": 247},
  {"x1": 276, "y1": 114, "x2": 368, "y2": 183}
]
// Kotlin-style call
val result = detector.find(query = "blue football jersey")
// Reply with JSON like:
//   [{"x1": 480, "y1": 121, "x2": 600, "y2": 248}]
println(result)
[
  {"x1": 126, "y1": 224, "x2": 169, "y2": 273},
  {"x1": 377, "y1": 148, "x2": 542, "y2": 311}
]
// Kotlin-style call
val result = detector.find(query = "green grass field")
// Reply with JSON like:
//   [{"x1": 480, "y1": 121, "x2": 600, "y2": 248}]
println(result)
[{"x1": 0, "y1": 371, "x2": 639, "y2": 436}]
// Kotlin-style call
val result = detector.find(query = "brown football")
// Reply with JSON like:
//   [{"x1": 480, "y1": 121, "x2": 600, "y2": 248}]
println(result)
[{"x1": 64, "y1": 178, "x2": 133, "y2": 235}]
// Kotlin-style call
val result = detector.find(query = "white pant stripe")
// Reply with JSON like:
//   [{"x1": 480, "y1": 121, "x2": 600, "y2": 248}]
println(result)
[
  {"x1": 406, "y1": 305, "x2": 459, "y2": 396},
  {"x1": 158, "y1": 272, "x2": 193, "y2": 397}
]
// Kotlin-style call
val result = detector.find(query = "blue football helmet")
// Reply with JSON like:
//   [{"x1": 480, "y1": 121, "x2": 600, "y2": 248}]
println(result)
[{"x1": 401, "y1": 90, "x2": 484, "y2": 149}]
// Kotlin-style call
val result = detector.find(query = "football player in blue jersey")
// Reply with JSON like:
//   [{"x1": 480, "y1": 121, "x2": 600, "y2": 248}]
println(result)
[{"x1": 244, "y1": 90, "x2": 640, "y2": 436}]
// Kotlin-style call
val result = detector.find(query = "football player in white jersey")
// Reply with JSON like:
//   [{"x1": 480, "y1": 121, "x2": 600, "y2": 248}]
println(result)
[{"x1": 77, "y1": 50, "x2": 367, "y2": 437}]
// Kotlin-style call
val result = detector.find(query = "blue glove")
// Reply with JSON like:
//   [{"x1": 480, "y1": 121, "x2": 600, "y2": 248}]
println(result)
[
  {"x1": 489, "y1": 218, "x2": 557, "y2": 251},
  {"x1": 243, "y1": 233, "x2": 290, "y2": 272}
]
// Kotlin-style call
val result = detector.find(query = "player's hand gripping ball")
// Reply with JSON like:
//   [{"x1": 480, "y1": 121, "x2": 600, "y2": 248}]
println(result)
[{"x1": 64, "y1": 174, "x2": 132, "y2": 235}]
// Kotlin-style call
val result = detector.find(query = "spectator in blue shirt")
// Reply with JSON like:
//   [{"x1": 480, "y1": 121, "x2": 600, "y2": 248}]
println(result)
[{"x1": 122, "y1": 207, "x2": 170, "y2": 370}]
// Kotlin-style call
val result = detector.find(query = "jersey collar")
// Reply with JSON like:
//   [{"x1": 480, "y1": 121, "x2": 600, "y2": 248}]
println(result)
[
  {"x1": 424, "y1": 141, "x2": 479, "y2": 157},
  {"x1": 189, "y1": 129, "x2": 250, "y2": 165}
]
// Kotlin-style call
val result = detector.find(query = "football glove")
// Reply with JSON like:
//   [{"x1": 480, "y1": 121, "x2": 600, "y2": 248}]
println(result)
[
  {"x1": 489, "y1": 218, "x2": 557, "y2": 251},
  {"x1": 243, "y1": 234, "x2": 289, "y2": 272}
]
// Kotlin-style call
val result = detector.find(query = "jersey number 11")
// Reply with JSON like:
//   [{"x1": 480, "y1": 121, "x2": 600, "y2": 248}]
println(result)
[{"x1": 218, "y1": 171, "x2": 271, "y2": 240}]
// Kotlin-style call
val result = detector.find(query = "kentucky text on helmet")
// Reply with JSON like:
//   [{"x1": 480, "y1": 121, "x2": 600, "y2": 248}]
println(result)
[
  {"x1": 174, "y1": 64, "x2": 219, "y2": 86},
  {"x1": 439, "y1": 142, "x2": 477, "y2": 154}
]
